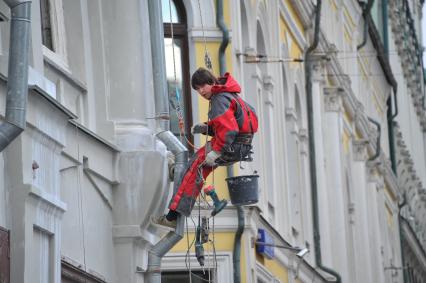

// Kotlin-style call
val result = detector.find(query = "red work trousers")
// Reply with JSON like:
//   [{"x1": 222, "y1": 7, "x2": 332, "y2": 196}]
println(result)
[{"x1": 169, "y1": 145, "x2": 216, "y2": 216}]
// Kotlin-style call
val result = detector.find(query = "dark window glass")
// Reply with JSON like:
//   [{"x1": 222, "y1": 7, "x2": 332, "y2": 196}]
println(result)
[
  {"x1": 162, "y1": 270, "x2": 213, "y2": 283},
  {"x1": 40, "y1": 0, "x2": 54, "y2": 51}
]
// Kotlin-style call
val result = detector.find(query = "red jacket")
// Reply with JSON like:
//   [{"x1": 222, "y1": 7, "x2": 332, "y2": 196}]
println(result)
[{"x1": 207, "y1": 73, "x2": 258, "y2": 152}]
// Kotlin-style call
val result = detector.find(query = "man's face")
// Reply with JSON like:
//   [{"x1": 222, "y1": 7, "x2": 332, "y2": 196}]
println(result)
[{"x1": 195, "y1": 84, "x2": 213, "y2": 100}]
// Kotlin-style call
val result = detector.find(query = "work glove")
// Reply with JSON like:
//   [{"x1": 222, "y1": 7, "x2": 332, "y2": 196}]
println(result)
[
  {"x1": 205, "y1": 150, "x2": 221, "y2": 166},
  {"x1": 191, "y1": 123, "x2": 208, "y2": 135}
]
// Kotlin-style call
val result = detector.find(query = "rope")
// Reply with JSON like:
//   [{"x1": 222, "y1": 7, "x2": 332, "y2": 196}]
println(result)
[
  {"x1": 168, "y1": 1, "x2": 217, "y2": 279},
  {"x1": 197, "y1": 0, "x2": 212, "y2": 70},
  {"x1": 167, "y1": 0, "x2": 198, "y2": 150}
]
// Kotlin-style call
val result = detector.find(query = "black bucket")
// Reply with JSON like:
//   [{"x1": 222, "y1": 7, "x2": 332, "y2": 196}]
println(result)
[{"x1": 225, "y1": 175, "x2": 259, "y2": 205}]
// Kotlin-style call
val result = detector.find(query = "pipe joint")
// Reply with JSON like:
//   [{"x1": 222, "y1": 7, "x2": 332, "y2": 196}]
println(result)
[{"x1": 4, "y1": 0, "x2": 32, "y2": 9}]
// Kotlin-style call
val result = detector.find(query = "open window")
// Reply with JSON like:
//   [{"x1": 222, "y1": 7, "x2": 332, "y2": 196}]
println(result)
[{"x1": 162, "y1": 0, "x2": 193, "y2": 149}]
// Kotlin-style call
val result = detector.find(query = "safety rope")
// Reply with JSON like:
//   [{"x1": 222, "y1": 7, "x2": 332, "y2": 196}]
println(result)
[
  {"x1": 168, "y1": 1, "x2": 218, "y2": 280},
  {"x1": 197, "y1": 0, "x2": 212, "y2": 70},
  {"x1": 168, "y1": 0, "x2": 198, "y2": 150}
]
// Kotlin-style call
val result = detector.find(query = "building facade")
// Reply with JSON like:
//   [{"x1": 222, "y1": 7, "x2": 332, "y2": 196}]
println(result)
[{"x1": 0, "y1": 0, "x2": 425, "y2": 282}]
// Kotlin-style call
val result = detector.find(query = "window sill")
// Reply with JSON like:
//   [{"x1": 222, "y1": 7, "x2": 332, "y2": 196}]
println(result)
[{"x1": 43, "y1": 46, "x2": 87, "y2": 93}]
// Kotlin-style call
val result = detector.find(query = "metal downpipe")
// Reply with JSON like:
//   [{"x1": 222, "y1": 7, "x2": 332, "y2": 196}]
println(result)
[
  {"x1": 146, "y1": 132, "x2": 188, "y2": 283},
  {"x1": 148, "y1": 0, "x2": 169, "y2": 131},
  {"x1": 357, "y1": 0, "x2": 375, "y2": 50},
  {"x1": 217, "y1": 0, "x2": 229, "y2": 76},
  {"x1": 305, "y1": 1, "x2": 341, "y2": 282},
  {"x1": 398, "y1": 196, "x2": 409, "y2": 283},
  {"x1": 146, "y1": 2, "x2": 188, "y2": 282},
  {"x1": 0, "y1": 0, "x2": 32, "y2": 152},
  {"x1": 383, "y1": 0, "x2": 398, "y2": 174},
  {"x1": 233, "y1": 206, "x2": 244, "y2": 283},
  {"x1": 216, "y1": 1, "x2": 245, "y2": 282}
]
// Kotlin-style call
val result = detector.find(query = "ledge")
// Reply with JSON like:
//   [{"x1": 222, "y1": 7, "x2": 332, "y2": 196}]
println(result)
[
  {"x1": 26, "y1": 184, "x2": 67, "y2": 212},
  {"x1": 69, "y1": 120, "x2": 120, "y2": 152},
  {"x1": 29, "y1": 85, "x2": 77, "y2": 119}
]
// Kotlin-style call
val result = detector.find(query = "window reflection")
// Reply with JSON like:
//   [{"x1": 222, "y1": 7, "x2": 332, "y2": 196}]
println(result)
[
  {"x1": 164, "y1": 38, "x2": 186, "y2": 137},
  {"x1": 162, "y1": 0, "x2": 180, "y2": 23},
  {"x1": 162, "y1": 0, "x2": 192, "y2": 149}
]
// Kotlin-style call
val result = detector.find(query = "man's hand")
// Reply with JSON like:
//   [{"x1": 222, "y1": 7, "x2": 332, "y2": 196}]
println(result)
[
  {"x1": 205, "y1": 150, "x2": 221, "y2": 166},
  {"x1": 191, "y1": 123, "x2": 208, "y2": 135}
]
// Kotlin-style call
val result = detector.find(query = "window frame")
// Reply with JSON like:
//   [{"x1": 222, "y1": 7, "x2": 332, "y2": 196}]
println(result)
[
  {"x1": 161, "y1": 252, "x2": 233, "y2": 282},
  {"x1": 163, "y1": 0, "x2": 193, "y2": 147},
  {"x1": 40, "y1": 0, "x2": 69, "y2": 71}
]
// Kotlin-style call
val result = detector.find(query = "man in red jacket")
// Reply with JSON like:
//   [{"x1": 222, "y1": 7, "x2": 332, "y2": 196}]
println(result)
[{"x1": 154, "y1": 68, "x2": 258, "y2": 228}]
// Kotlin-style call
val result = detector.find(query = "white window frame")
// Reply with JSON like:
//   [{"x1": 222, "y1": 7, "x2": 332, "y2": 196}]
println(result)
[
  {"x1": 256, "y1": 262, "x2": 281, "y2": 283},
  {"x1": 41, "y1": 0, "x2": 69, "y2": 71},
  {"x1": 161, "y1": 252, "x2": 233, "y2": 282}
]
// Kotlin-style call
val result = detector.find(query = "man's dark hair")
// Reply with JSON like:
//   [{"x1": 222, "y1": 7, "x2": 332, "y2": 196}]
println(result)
[{"x1": 191, "y1": 67, "x2": 218, "y2": 90}]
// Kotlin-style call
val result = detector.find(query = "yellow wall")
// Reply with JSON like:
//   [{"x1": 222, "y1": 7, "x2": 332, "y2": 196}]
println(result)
[
  {"x1": 283, "y1": 0, "x2": 305, "y2": 33},
  {"x1": 343, "y1": 129, "x2": 350, "y2": 154},
  {"x1": 260, "y1": 258, "x2": 289, "y2": 282},
  {"x1": 279, "y1": 16, "x2": 303, "y2": 65}
]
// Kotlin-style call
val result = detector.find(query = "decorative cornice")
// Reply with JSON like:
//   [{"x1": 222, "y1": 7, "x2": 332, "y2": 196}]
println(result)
[{"x1": 389, "y1": 0, "x2": 426, "y2": 131}]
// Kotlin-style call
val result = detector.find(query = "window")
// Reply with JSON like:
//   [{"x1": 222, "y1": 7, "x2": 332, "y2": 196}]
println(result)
[
  {"x1": 40, "y1": 0, "x2": 53, "y2": 50},
  {"x1": 39, "y1": 0, "x2": 68, "y2": 68},
  {"x1": 32, "y1": 227, "x2": 53, "y2": 283},
  {"x1": 162, "y1": 270, "x2": 212, "y2": 283},
  {"x1": 162, "y1": 0, "x2": 193, "y2": 148},
  {"x1": 256, "y1": 262, "x2": 281, "y2": 283},
  {"x1": 161, "y1": 253, "x2": 232, "y2": 282}
]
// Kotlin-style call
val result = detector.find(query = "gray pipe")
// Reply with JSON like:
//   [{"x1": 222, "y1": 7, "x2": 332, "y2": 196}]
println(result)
[
  {"x1": 357, "y1": 0, "x2": 375, "y2": 50},
  {"x1": 0, "y1": 0, "x2": 32, "y2": 152},
  {"x1": 216, "y1": 0, "x2": 229, "y2": 76},
  {"x1": 148, "y1": 0, "x2": 169, "y2": 131},
  {"x1": 305, "y1": 1, "x2": 342, "y2": 282},
  {"x1": 215, "y1": 2, "x2": 245, "y2": 282},
  {"x1": 145, "y1": 2, "x2": 188, "y2": 282},
  {"x1": 146, "y1": 131, "x2": 188, "y2": 283},
  {"x1": 233, "y1": 206, "x2": 244, "y2": 283}
]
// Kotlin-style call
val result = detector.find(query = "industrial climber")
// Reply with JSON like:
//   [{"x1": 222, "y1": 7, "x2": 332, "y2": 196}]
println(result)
[{"x1": 153, "y1": 67, "x2": 259, "y2": 228}]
